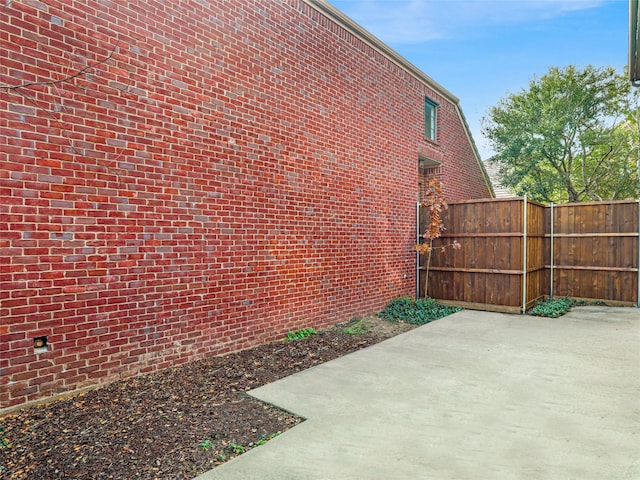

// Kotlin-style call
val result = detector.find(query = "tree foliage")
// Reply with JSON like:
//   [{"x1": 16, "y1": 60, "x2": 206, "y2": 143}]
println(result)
[{"x1": 482, "y1": 65, "x2": 639, "y2": 203}]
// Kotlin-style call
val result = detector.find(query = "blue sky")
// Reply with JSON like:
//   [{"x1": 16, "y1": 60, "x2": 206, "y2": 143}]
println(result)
[{"x1": 328, "y1": 0, "x2": 628, "y2": 159}]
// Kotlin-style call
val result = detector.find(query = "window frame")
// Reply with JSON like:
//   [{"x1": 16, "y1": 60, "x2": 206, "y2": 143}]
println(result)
[{"x1": 424, "y1": 97, "x2": 438, "y2": 141}]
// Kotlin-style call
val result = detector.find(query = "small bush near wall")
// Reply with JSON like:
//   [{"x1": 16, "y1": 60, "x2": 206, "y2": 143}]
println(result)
[
  {"x1": 527, "y1": 297, "x2": 603, "y2": 318},
  {"x1": 378, "y1": 297, "x2": 462, "y2": 325}
]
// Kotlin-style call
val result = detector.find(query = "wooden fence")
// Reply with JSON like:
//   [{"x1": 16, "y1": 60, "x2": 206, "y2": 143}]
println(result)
[{"x1": 417, "y1": 198, "x2": 640, "y2": 313}]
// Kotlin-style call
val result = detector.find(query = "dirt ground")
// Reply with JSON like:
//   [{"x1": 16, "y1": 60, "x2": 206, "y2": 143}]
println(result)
[{"x1": 0, "y1": 316, "x2": 415, "y2": 480}]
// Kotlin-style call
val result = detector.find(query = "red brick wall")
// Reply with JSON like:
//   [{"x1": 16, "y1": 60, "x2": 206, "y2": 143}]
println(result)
[{"x1": 0, "y1": 0, "x2": 491, "y2": 410}]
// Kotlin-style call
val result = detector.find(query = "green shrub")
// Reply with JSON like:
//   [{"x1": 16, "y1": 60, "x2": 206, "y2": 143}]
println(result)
[
  {"x1": 528, "y1": 296, "x2": 576, "y2": 318},
  {"x1": 378, "y1": 297, "x2": 461, "y2": 325}
]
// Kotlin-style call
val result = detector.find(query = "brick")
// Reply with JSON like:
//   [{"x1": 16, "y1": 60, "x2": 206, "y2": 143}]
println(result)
[{"x1": 1, "y1": 0, "x2": 491, "y2": 409}]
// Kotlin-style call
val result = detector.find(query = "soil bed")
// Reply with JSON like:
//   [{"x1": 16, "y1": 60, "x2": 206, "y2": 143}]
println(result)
[{"x1": 0, "y1": 316, "x2": 414, "y2": 480}]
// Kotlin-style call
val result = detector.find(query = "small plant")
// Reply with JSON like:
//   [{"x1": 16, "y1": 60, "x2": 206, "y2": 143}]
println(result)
[
  {"x1": 254, "y1": 431, "x2": 282, "y2": 447},
  {"x1": 528, "y1": 296, "x2": 576, "y2": 318},
  {"x1": 198, "y1": 439, "x2": 214, "y2": 451},
  {"x1": 378, "y1": 297, "x2": 461, "y2": 325},
  {"x1": 1, "y1": 425, "x2": 8, "y2": 473},
  {"x1": 343, "y1": 318, "x2": 369, "y2": 335},
  {"x1": 286, "y1": 328, "x2": 316, "y2": 341},
  {"x1": 229, "y1": 441, "x2": 245, "y2": 454},
  {"x1": 415, "y1": 178, "x2": 461, "y2": 298},
  {"x1": 0, "y1": 426, "x2": 8, "y2": 450}
]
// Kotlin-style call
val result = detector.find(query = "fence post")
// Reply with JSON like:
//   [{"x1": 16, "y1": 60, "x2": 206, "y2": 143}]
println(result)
[
  {"x1": 637, "y1": 199, "x2": 639, "y2": 308},
  {"x1": 550, "y1": 202, "x2": 554, "y2": 300},
  {"x1": 522, "y1": 196, "x2": 528, "y2": 314},
  {"x1": 416, "y1": 201, "x2": 421, "y2": 300}
]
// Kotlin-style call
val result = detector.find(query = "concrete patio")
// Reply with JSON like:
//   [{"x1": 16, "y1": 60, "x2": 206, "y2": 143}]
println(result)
[{"x1": 197, "y1": 307, "x2": 640, "y2": 480}]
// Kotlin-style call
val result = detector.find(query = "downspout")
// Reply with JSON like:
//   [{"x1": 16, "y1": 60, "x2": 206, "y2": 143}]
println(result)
[
  {"x1": 416, "y1": 201, "x2": 421, "y2": 300},
  {"x1": 550, "y1": 203, "x2": 554, "y2": 300},
  {"x1": 522, "y1": 196, "x2": 528, "y2": 314},
  {"x1": 630, "y1": 0, "x2": 640, "y2": 86}
]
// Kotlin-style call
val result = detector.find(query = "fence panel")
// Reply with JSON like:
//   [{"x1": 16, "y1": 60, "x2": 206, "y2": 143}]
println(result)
[
  {"x1": 418, "y1": 198, "x2": 639, "y2": 312},
  {"x1": 525, "y1": 201, "x2": 548, "y2": 308},
  {"x1": 550, "y1": 201, "x2": 639, "y2": 304},
  {"x1": 419, "y1": 198, "x2": 528, "y2": 312}
]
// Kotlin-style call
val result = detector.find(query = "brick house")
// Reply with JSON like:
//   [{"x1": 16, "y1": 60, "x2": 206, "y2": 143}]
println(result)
[{"x1": 0, "y1": 0, "x2": 492, "y2": 410}]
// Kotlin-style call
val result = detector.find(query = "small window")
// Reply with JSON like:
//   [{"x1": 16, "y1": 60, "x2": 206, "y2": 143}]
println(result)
[{"x1": 425, "y1": 98, "x2": 438, "y2": 141}]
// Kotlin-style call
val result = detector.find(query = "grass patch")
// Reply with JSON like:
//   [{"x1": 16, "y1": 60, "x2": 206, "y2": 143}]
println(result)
[
  {"x1": 341, "y1": 318, "x2": 370, "y2": 335},
  {"x1": 378, "y1": 297, "x2": 462, "y2": 325}
]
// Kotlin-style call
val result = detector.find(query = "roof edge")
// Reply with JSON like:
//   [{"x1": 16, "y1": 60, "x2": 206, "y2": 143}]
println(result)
[
  {"x1": 302, "y1": 0, "x2": 494, "y2": 198},
  {"x1": 455, "y1": 107, "x2": 495, "y2": 198},
  {"x1": 302, "y1": 0, "x2": 458, "y2": 104}
]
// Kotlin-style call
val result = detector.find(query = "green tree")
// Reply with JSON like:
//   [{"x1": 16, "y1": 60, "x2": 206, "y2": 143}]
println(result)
[{"x1": 482, "y1": 65, "x2": 639, "y2": 203}]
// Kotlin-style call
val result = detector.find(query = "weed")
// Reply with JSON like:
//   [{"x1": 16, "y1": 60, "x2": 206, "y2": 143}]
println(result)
[
  {"x1": 1, "y1": 425, "x2": 8, "y2": 449},
  {"x1": 286, "y1": 328, "x2": 316, "y2": 341},
  {"x1": 0, "y1": 426, "x2": 8, "y2": 474},
  {"x1": 198, "y1": 439, "x2": 214, "y2": 451},
  {"x1": 254, "y1": 431, "x2": 282, "y2": 447},
  {"x1": 229, "y1": 442, "x2": 245, "y2": 454},
  {"x1": 343, "y1": 319, "x2": 369, "y2": 335},
  {"x1": 378, "y1": 297, "x2": 461, "y2": 325}
]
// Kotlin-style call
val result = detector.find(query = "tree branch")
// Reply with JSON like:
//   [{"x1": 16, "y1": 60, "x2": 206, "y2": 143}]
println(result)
[{"x1": 0, "y1": 41, "x2": 119, "y2": 91}]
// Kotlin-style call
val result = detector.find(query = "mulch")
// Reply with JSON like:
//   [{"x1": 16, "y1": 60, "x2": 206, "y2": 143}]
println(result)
[{"x1": 0, "y1": 318, "x2": 414, "y2": 480}]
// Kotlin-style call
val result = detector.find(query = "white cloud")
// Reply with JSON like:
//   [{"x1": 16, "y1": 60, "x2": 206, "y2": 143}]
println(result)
[{"x1": 330, "y1": 0, "x2": 607, "y2": 44}]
